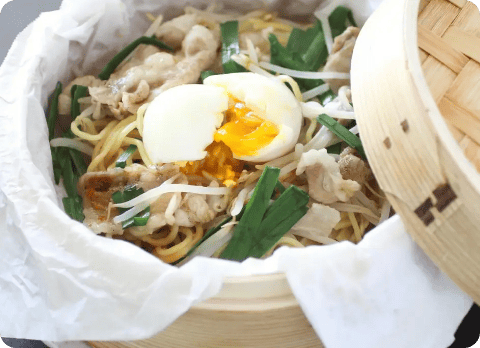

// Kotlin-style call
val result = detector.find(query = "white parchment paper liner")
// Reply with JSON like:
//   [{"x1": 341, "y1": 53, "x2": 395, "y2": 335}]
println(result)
[{"x1": 0, "y1": 0, "x2": 473, "y2": 346}]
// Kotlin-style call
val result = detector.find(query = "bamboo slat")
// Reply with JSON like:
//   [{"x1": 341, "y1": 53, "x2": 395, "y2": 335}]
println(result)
[{"x1": 88, "y1": 274, "x2": 324, "y2": 348}]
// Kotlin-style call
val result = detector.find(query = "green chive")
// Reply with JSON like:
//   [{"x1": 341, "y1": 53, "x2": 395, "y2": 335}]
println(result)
[
  {"x1": 269, "y1": 6, "x2": 355, "y2": 94},
  {"x1": 115, "y1": 144, "x2": 138, "y2": 169},
  {"x1": 60, "y1": 157, "x2": 77, "y2": 198},
  {"x1": 52, "y1": 153, "x2": 63, "y2": 185},
  {"x1": 221, "y1": 21, "x2": 246, "y2": 74},
  {"x1": 261, "y1": 186, "x2": 309, "y2": 225},
  {"x1": 133, "y1": 208, "x2": 150, "y2": 226},
  {"x1": 112, "y1": 186, "x2": 151, "y2": 229},
  {"x1": 328, "y1": 6, "x2": 357, "y2": 39},
  {"x1": 201, "y1": 70, "x2": 216, "y2": 82},
  {"x1": 70, "y1": 85, "x2": 89, "y2": 120},
  {"x1": 69, "y1": 149, "x2": 88, "y2": 176},
  {"x1": 47, "y1": 82, "x2": 62, "y2": 141},
  {"x1": 301, "y1": 31, "x2": 328, "y2": 71},
  {"x1": 319, "y1": 89, "x2": 337, "y2": 105},
  {"x1": 247, "y1": 206, "x2": 308, "y2": 259},
  {"x1": 99, "y1": 36, "x2": 174, "y2": 80},
  {"x1": 317, "y1": 113, "x2": 366, "y2": 159},
  {"x1": 63, "y1": 196, "x2": 85, "y2": 222},
  {"x1": 238, "y1": 186, "x2": 309, "y2": 260},
  {"x1": 326, "y1": 142, "x2": 342, "y2": 155},
  {"x1": 220, "y1": 166, "x2": 280, "y2": 261}
]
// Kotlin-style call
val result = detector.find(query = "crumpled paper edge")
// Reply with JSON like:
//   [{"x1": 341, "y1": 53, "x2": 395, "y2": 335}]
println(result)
[{"x1": 0, "y1": 0, "x2": 472, "y2": 346}]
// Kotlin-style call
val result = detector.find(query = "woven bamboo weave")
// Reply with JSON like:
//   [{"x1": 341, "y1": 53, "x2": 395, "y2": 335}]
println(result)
[
  {"x1": 351, "y1": 0, "x2": 480, "y2": 305},
  {"x1": 418, "y1": 0, "x2": 480, "y2": 171}
]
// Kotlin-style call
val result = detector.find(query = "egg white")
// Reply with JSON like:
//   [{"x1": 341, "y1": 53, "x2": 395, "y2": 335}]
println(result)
[
  {"x1": 204, "y1": 72, "x2": 303, "y2": 162},
  {"x1": 143, "y1": 72, "x2": 302, "y2": 164},
  {"x1": 143, "y1": 84, "x2": 228, "y2": 163}
]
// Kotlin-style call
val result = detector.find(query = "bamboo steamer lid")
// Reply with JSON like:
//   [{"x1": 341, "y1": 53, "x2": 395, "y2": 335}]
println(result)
[{"x1": 351, "y1": 0, "x2": 480, "y2": 303}]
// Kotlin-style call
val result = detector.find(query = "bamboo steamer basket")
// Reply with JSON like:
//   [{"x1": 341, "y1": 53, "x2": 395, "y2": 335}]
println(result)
[{"x1": 88, "y1": 0, "x2": 480, "y2": 347}]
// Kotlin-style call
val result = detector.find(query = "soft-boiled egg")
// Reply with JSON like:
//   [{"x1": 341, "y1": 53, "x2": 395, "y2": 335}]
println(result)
[{"x1": 142, "y1": 72, "x2": 303, "y2": 185}]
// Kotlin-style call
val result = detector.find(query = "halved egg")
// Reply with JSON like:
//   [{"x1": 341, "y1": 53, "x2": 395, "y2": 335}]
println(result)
[{"x1": 142, "y1": 72, "x2": 303, "y2": 184}]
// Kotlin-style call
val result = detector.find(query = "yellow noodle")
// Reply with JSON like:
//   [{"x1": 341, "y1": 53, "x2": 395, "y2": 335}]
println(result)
[
  {"x1": 334, "y1": 219, "x2": 352, "y2": 230},
  {"x1": 364, "y1": 181, "x2": 386, "y2": 200},
  {"x1": 336, "y1": 228, "x2": 352, "y2": 242},
  {"x1": 189, "y1": 225, "x2": 204, "y2": 247},
  {"x1": 305, "y1": 119, "x2": 318, "y2": 143},
  {"x1": 88, "y1": 117, "x2": 136, "y2": 171},
  {"x1": 123, "y1": 137, "x2": 153, "y2": 167},
  {"x1": 136, "y1": 103, "x2": 148, "y2": 137},
  {"x1": 299, "y1": 236, "x2": 321, "y2": 247},
  {"x1": 80, "y1": 117, "x2": 98, "y2": 134},
  {"x1": 155, "y1": 248, "x2": 188, "y2": 264},
  {"x1": 348, "y1": 212, "x2": 362, "y2": 243},
  {"x1": 74, "y1": 118, "x2": 119, "y2": 144},
  {"x1": 359, "y1": 215, "x2": 370, "y2": 237},
  {"x1": 240, "y1": 18, "x2": 293, "y2": 32},
  {"x1": 107, "y1": 148, "x2": 126, "y2": 170},
  {"x1": 155, "y1": 227, "x2": 193, "y2": 256},
  {"x1": 141, "y1": 225, "x2": 180, "y2": 247},
  {"x1": 93, "y1": 119, "x2": 111, "y2": 128},
  {"x1": 106, "y1": 119, "x2": 137, "y2": 160},
  {"x1": 277, "y1": 75, "x2": 303, "y2": 102}
]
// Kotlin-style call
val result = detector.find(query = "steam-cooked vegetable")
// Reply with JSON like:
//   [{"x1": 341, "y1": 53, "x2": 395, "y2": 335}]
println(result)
[{"x1": 220, "y1": 21, "x2": 245, "y2": 74}]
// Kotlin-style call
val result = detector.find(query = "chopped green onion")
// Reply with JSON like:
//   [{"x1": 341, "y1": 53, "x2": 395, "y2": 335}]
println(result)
[
  {"x1": 326, "y1": 142, "x2": 342, "y2": 155},
  {"x1": 52, "y1": 155, "x2": 63, "y2": 185},
  {"x1": 201, "y1": 70, "x2": 216, "y2": 82},
  {"x1": 262, "y1": 186, "x2": 309, "y2": 224},
  {"x1": 70, "y1": 85, "x2": 89, "y2": 120},
  {"x1": 328, "y1": 6, "x2": 357, "y2": 38},
  {"x1": 247, "y1": 206, "x2": 308, "y2": 259},
  {"x1": 47, "y1": 82, "x2": 62, "y2": 141},
  {"x1": 46, "y1": 82, "x2": 88, "y2": 222},
  {"x1": 98, "y1": 36, "x2": 174, "y2": 80},
  {"x1": 220, "y1": 167, "x2": 280, "y2": 261},
  {"x1": 62, "y1": 195, "x2": 85, "y2": 222},
  {"x1": 319, "y1": 89, "x2": 337, "y2": 105},
  {"x1": 115, "y1": 144, "x2": 138, "y2": 169},
  {"x1": 60, "y1": 157, "x2": 77, "y2": 198},
  {"x1": 317, "y1": 113, "x2": 366, "y2": 159},
  {"x1": 248, "y1": 186, "x2": 309, "y2": 258},
  {"x1": 301, "y1": 32, "x2": 328, "y2": 71},
  {"x1": 112, "y1": 186, "x2": 150, "y2": 229},
  {"x1": 46, "y1": 82, "x2": 63, "y2": 185},
  {"x1": 69, "y1": 149, "x2": 88, "y2": 176},
  {"x1": 221, "y1": 183, "x2": 309, "y2": 261},
  {"x1": 269, "y1": 6, "x2": 354, "y2": 96},
  {"x1": 221, "y1": 21, "x2": 246, "y2": 74},
  {"x1": 133, "y1": 209, "x2": 150, "y2": 226}
]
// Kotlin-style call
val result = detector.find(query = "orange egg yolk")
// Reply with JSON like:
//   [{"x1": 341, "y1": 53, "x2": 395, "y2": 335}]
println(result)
[
  {"x1": 180, "y1": 141, "x2": 244, "y2": 187},
  {"x1": 214, "y1": 98, "x2": 279, "y2": 157},
  {"x1": 180, "y1": 98, "x2": 278, "y2": 187}
]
